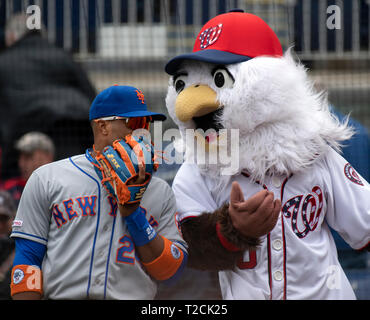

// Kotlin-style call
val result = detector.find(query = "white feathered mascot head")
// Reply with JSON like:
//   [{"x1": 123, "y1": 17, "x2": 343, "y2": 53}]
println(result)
[{"x1": 165, "y1": 10, "x2": 353, "y2": 183}]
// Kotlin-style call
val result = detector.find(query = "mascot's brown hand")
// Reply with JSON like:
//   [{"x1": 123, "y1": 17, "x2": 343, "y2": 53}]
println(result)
[{"x1": 229, "y1": 182, "x2": 281, "y2": 238}]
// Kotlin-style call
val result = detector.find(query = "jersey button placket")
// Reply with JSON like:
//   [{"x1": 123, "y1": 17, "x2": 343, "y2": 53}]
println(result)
[
  {"x1": 270, "y1": 238, "x2": 285, "y2": 299},
  {"x1": 272, "y1": 239, "x2": 283, "y2": 251},
  {"x1": 268, "y1": 186, "x2": 285, "y2": 300},
  {"x1": 273, "y1": 270, "x2": 283, "y2": 282}
]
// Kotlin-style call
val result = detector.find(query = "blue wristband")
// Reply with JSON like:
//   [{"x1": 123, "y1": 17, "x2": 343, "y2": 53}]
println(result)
[{"x1": 124, "y1": 207, "x2": 157, "y2": 246}]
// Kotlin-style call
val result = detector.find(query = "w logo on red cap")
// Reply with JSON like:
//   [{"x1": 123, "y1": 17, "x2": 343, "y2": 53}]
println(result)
[{"x1": 198, "y1": 23, "x2": 223, "y2": 49}]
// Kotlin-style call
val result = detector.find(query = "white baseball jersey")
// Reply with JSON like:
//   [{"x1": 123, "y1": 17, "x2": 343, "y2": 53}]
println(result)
[
  {"x1": 11, "y1": 151, "x2": 186, "y2": 300},
  {"x1": 173, "y1": 147, "x2": 370, "y2": 300}
]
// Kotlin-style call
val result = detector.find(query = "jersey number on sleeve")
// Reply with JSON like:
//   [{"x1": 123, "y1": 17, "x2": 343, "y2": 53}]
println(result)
[{"x1": 237, "y1": 250, "x2": 257, "y2": 269}]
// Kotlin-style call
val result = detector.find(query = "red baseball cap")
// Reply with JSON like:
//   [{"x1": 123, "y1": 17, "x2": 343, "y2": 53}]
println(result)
[{"x1": 165, "y1": 10, "x2": 283, "y2": 75}]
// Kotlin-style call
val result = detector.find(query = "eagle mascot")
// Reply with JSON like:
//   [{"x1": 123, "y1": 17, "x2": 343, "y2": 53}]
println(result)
[{"x1": 164, "y1": 10, "x2": 370, "y2": 299}]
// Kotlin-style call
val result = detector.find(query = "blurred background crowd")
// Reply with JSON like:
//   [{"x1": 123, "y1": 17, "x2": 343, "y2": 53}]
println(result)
[{"x1": 0, "y1": 0, "x2": 369, "y2": 300}]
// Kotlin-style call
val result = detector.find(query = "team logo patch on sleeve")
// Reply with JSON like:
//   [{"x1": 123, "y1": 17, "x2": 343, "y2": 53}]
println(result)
[
  {"x1": 344, "y1": 163, "x2": 364, "y2": 186},
  {"x1": 13, "y1": 269, "x2": 25, "y2": 284},
  {"x1": 170, "y1": 244, "x2": 181, "y2": 259},
  {"x1": 11, "y1": 265, "x2": 43, "y2": 296}
]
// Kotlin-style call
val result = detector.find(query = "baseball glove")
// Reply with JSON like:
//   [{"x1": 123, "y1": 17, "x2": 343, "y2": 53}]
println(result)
[{"x1": 94, "y1": 135, "x2": 158, "y2": 205}]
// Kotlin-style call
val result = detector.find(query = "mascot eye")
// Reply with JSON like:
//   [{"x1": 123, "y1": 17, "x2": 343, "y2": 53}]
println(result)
[
  {"x1": 174, "y1": 75, "x2": 187, "y2": 93},
  {"x1": 213, "y1": 68, "x2": 234, "y2": 88}
]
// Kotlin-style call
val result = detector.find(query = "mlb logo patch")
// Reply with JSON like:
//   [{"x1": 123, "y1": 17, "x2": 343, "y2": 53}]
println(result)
[
  {"x1": 12, "y1": 219, "x2": 23, "y2": 227},
  {"x1": 198, "y1": 23, "x2": 223, "y2": 49}
]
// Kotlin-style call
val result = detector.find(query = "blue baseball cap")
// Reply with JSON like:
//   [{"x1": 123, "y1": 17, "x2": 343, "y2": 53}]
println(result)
[{"x1": 89, "y1": 85, "x2": 166, "y2": 121}]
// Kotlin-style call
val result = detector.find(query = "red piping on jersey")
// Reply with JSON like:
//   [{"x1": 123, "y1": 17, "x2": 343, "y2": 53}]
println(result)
[
  {"x1": 241, "y1": 171, "x2": 268, "y2": 189},
  {"x1": 244, "y1": 176, "x2": 274, "y2": 300},
  {"x1": 280, "y1": 176, "x2": 290, "y2": 300},
  {"x1": 242, "y1": 172, "x2": 291, "y2": 300},
  {"x1": 281, "y1": 214, "x2": 287, "y2": 300},
  {"x1": 259, "y1": 182, "x2": 273, "y2": 299},
  {"x1": 267, "y1": 234, "x2": 272, "y2": 300}
]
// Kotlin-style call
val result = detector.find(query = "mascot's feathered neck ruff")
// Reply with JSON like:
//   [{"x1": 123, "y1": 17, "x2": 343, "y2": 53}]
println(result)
[{"x1": 165, "y1": 50, "x2": 354, "y2": 183}]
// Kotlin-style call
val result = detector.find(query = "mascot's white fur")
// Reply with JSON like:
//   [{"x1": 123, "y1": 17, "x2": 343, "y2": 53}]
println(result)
[{"x1": 166, "y1": 49, "x2": 353, "y2": 183}]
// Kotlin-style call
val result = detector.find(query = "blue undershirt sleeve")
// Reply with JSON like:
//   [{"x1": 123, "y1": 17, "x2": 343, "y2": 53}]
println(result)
[{"x1": 13, "y1": 237, "x2": 47, "y2": 269}]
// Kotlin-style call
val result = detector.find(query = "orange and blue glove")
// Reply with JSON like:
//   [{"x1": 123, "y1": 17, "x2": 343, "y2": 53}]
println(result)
[{"x1": 94, "y1": 135, "x2": 158, "y2": 205}]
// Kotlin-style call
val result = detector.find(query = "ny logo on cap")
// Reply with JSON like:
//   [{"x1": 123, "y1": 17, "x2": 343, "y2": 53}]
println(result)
[
  {"x1": 199, "y1": 23, "x2": 223, "y2": 49},
  {"x1": 136, "y1": 90, "x2": 145, "y2": 104}
]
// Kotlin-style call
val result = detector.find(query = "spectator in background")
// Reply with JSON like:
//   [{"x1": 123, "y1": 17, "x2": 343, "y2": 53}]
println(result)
[
  {"x1": 0, "y1": 191, "x2": 16, "y2": 300},
  {"x1": 0, "y1": 13, "x2": 96, "y2": 181},
  {"x1": 1, "y1": 132, "x2": 55, "y2": 205}
]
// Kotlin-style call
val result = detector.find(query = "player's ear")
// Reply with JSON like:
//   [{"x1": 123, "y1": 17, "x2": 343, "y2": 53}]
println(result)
[{"x1": 93, "y1": 120, "x2": 110, "y2": 136}]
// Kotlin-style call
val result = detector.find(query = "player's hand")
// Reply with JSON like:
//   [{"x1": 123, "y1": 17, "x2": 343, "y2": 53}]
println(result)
[
  {"x1": 228, "y1": 182, "x2": 281, "y2": 238},
  {"x1": 118, "y1": 163, "x2": 146, "y2": 217},
  {"x1": 95, "y1": 136, "x2": 157, "y2": 216}
]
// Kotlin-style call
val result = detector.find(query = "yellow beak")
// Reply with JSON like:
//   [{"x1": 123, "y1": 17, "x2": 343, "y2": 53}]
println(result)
[{"x1": 175, "y1": 85, "x2": 221, "y2": 122}]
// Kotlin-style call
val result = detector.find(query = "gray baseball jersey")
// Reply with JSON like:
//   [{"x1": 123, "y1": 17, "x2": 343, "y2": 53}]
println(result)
[{"x1": 11, "y1": 151, "x2": 186, "y2": 300}]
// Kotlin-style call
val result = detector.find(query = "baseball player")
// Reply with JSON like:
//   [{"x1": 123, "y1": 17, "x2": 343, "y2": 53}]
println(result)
[
  {"x1": 10, "y1": 85, "x2": 187, "y2": 300},
  {"x1": 164, "y1": 11, "x2": 370, "y2": 299}
]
